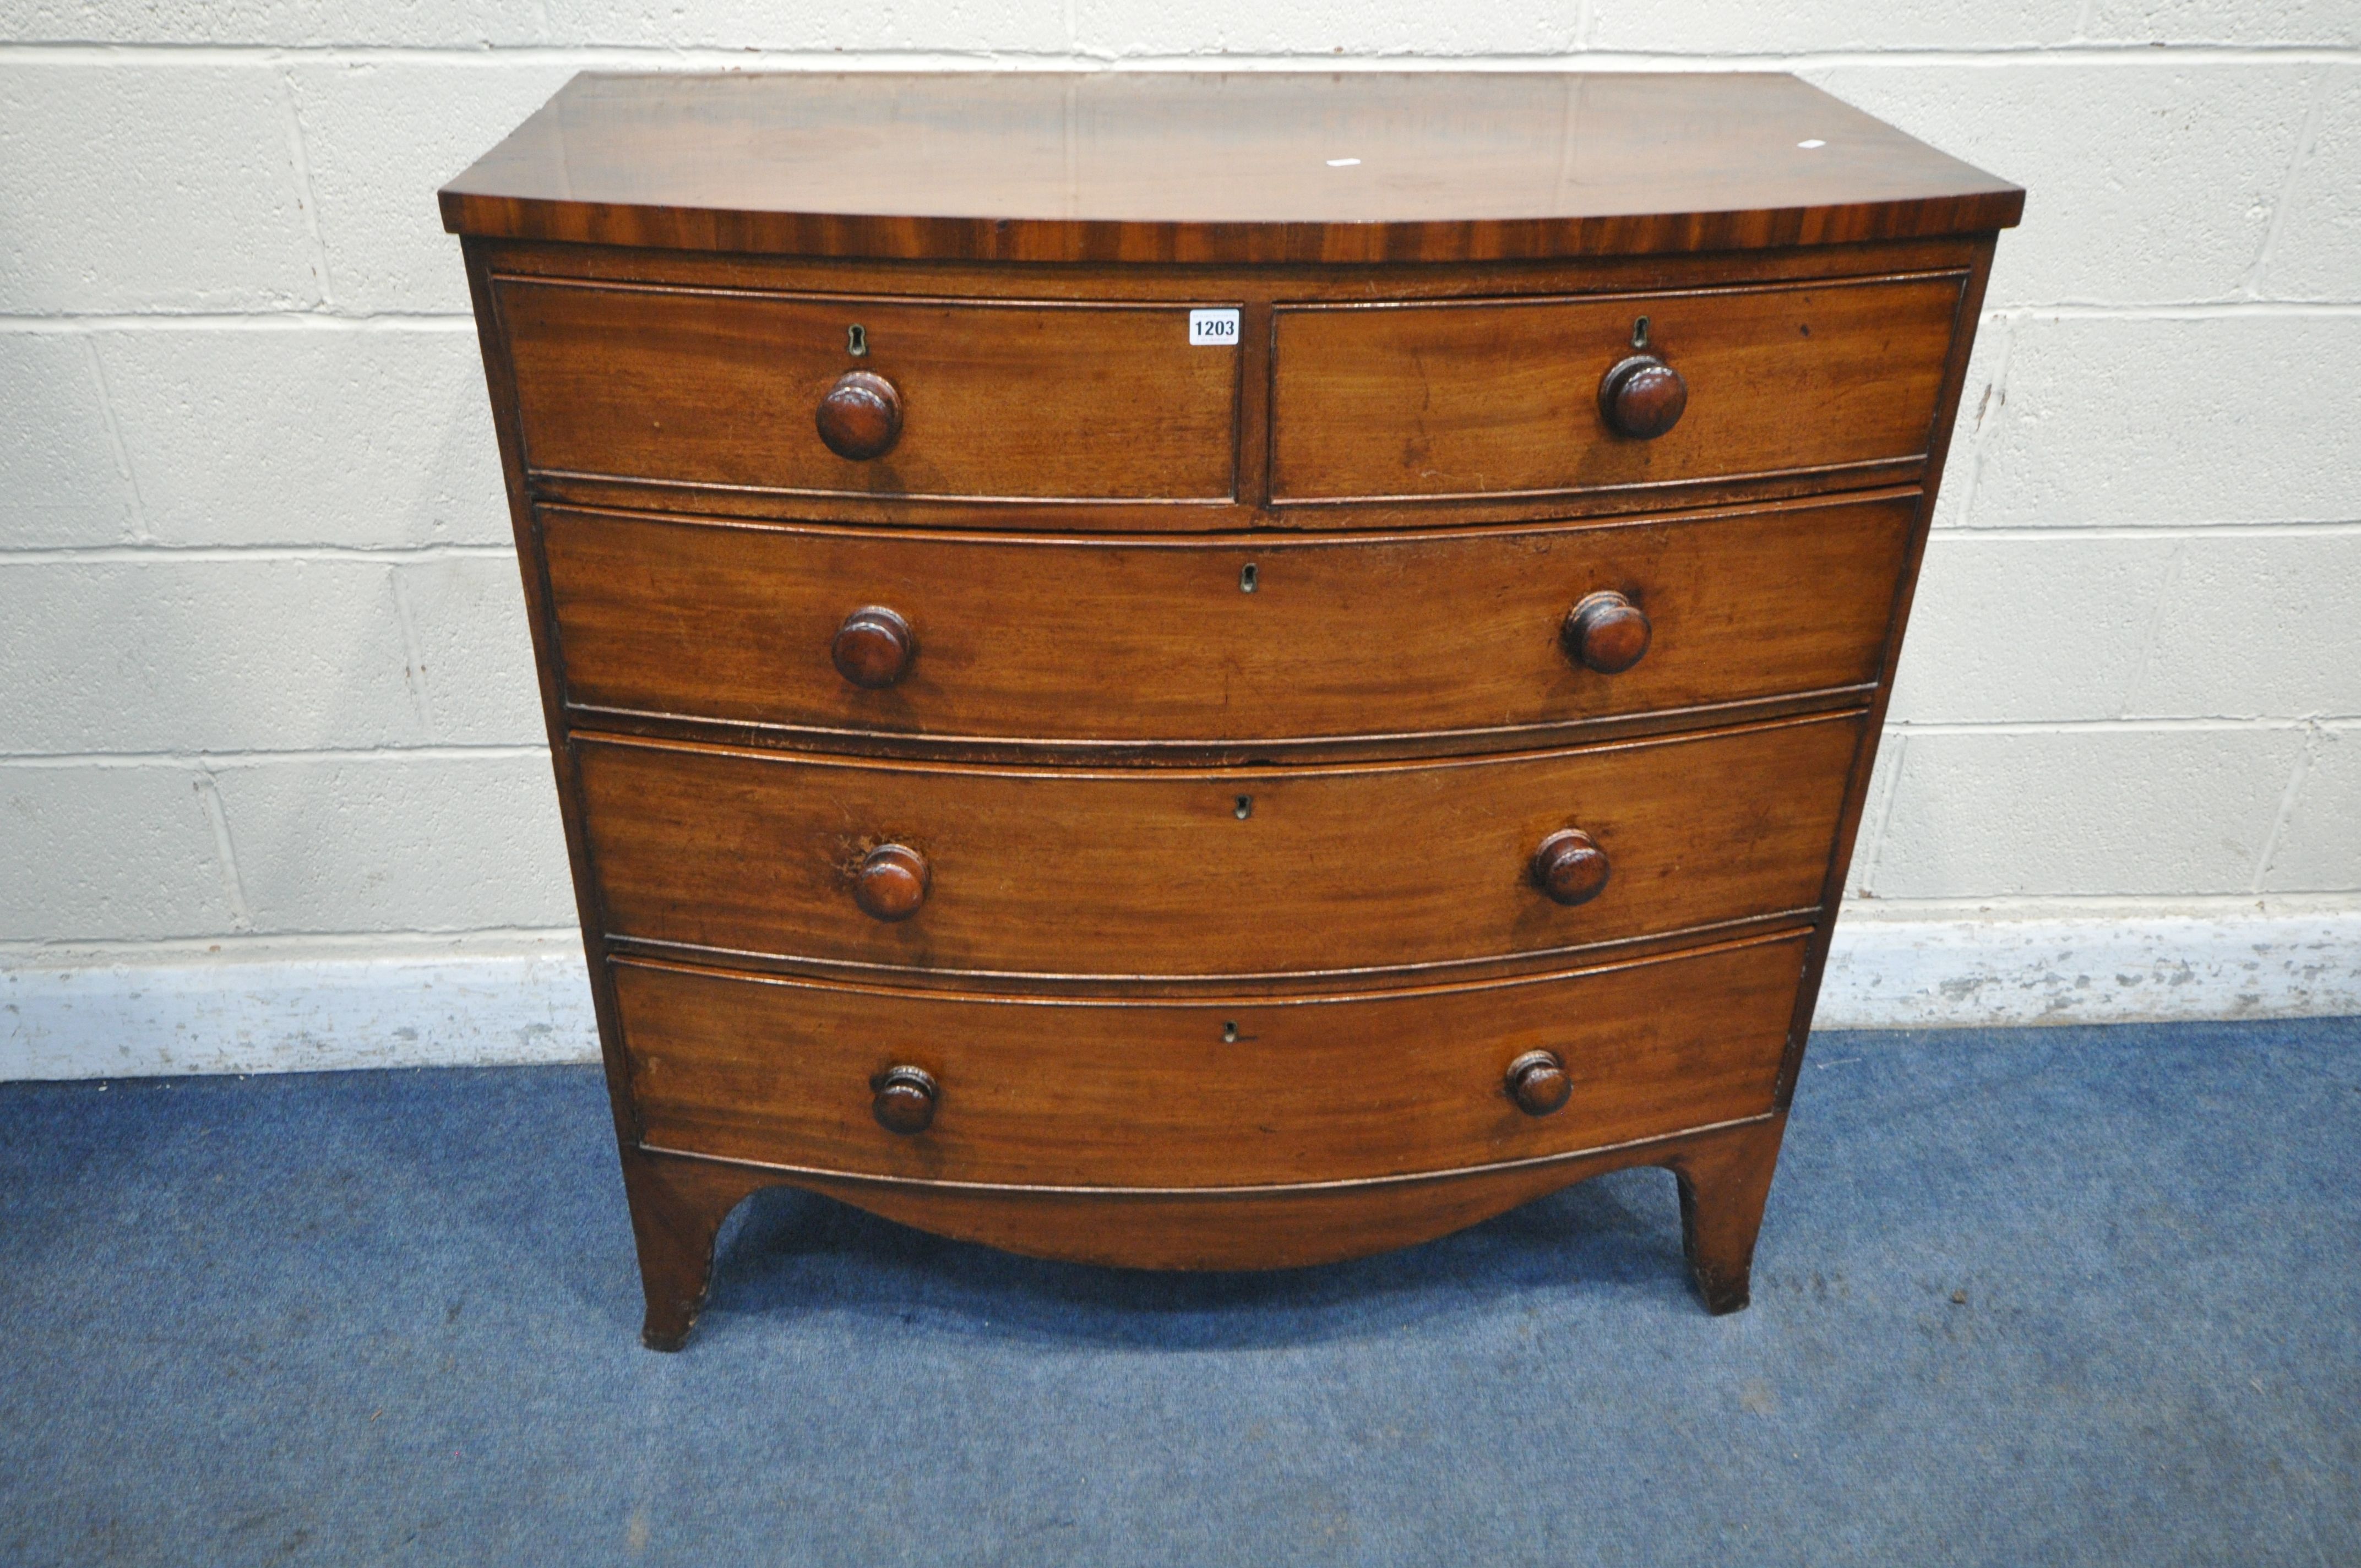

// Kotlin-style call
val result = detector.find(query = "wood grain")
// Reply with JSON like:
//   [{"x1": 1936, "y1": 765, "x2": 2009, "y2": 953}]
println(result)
[
  {"x1": 624, "y1": 1113, "x2": 1787, "y2": 1287},
  {"x1": 496, "y1": 277, "x2": 1239, "y2": 502},
  {"x1": 1270, "y1": 273, "x2": 1965, "y2": 503},
  {"x1": 445, "y1": 72, "x2": 2018, "y2": 1343},
  {"x1": 440, "y1": 72, "x2": 2023, "y2": 263},
  {"x1": 573, "y1": 712, "x2": 1861, "y2": 982},
  {"x1": 540, "y1": 493, "x2": 1916, "y2": 753},
  {"x1": 614, "y1": 932, "x2": 1803, "y2": 1188}
]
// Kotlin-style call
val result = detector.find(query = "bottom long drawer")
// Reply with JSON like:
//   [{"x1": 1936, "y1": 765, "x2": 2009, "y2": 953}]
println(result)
[{"x1": 616, "y1": 930, "x2": 1808, "y2": 1190}]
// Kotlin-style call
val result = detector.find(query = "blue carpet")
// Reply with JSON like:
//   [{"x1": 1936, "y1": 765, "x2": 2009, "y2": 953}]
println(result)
[{"x1": 1, "y1": 1017, "x2": 2355, "y2": 1567}]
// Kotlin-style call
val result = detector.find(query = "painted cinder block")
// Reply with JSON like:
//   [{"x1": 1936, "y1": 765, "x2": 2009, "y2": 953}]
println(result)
[
  {"x1": 1967, "y1": 315, "x2": 2361, "y2": 529},
  {"x1": 0, "y1": 63, "x2": 320, "y2": 313},
  {"x1": 2082, "y1": 0, "x2": 2361, "y2": 46},
  {"x1": 1073, "y1": 0, "x2": 1574, "y2": 58},
  {"x1": 1586, "y1": 0, "x2": 2076, "y2": 53},
  {"x1": 2263, "y1": 726, "x2": 2361, "y2": 892},
  {"x1": 1926, "y1": 312, "x2": 2013, "y2": 534},
  {"x1": 1866, "y1": 727, "x2": 2306, "y2": 899},
  {"x1": 0, "y1": 766, "x2": 239, "y2": 941},
  {"x1": 93, "y1": 325, "x2": 508, "y2": 547},
  {"x1": 1, "y1": 0, "x2": 545, "y2": 45},
  {"x1": 1887, "y1": 534, "x2": 2178, "y2": 725},
  {"x1": 0, "y1": 559, "x2": 425, "y2": 755},
  {"x1": 550, "y1": 0, "x2": 1069, "y2": 51},
  {"x1": 1843, "y1": 738, "x2": 1907, "y2": 899},
  {"x1": 213, "y1": 755, "x2": 573, "y2": 933},
  {"x1": 2128, "y1": 533, "x2": 2361, "y2": 720},
  {"x1": 1812, "y1": 63, "x2": 2311, "y2": 308},
  {"x1": 2253, "y1": 68, "x2": 2361, "y2": 304},
  {"x1": 289, "y1": 61, "x2": 580, "y2": 316},
  {"x1": 390, "y1": 556, "x2": 548, "y2": 747},
  {"x1": 0, "y1": 333, "x2": 137, "y2": 548}
]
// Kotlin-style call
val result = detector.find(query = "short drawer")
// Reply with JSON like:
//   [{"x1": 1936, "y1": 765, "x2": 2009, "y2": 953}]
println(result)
[
  {"x1": 542, "y1": 493, "x2": 1913, "y2": 752},
  {"x1": 575, "y1": 712, "x2": 1860, "y2": 983},
  {"x1": 616, "y1": 933, "x2": 1805, "y2": 1188},
  {"x1": 496, "y1": 277, "x2": 1239, "y2": 502},
  {"x1": 1270, "y1": 272, "x2": 1965, "y2": 504}
]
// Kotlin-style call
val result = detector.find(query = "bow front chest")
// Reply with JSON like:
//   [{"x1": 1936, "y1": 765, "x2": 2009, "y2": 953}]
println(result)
[{"x1": 443, "y1": 71, "x2": 2020, "y2": 1349}]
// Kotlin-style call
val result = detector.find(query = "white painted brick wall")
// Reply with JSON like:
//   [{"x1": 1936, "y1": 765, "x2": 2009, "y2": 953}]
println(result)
[
  {"x1": 2, "y1": 7, "x2": 2357, "y2": 1058},
  {"x1": 93, "y1": 325, "x2": 507, "y2": 547}
]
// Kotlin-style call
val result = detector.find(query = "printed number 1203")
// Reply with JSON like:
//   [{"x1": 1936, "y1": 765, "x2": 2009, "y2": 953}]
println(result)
[{"x1": 1188, "y1": 308, "x2": 1241, "y2": 346}]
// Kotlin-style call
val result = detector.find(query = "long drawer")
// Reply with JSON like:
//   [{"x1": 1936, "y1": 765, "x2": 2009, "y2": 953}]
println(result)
[
  {"x1": 496, "y1": 278, "x2": 1239, "y2": 503},
  {"x1": 574, "y1": 712, "x2": 1860, "y2": 983},
  {"x1": 541, "y1": 493, "x2": 1914, "y2": 752},
  {"x1": 616, "y1": 932, "x2": 1807, "y2": 1188},
  {"x1": 1270, "y1": 272, "x2": 1965, "y2": 504}
]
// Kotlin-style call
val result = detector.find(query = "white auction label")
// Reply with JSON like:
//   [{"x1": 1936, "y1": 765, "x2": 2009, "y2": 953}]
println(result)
[{"x1": 1188, "y1": 308, "x2": 1241, "y2": 346}]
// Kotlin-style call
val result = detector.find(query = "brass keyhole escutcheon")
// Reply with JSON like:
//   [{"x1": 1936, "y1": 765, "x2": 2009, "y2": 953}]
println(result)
[{"x1": 846, "y1": 323, "x2": 868, "y2": 357}]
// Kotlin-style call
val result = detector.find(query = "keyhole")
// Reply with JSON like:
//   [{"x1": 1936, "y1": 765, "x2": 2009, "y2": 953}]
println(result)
[
  {"x1": 1234, "y1": 796, "x2": 1253, "y2": 819},
  {"x1": 1239, "y1": 562, "x2": 1258, "y2": 594},
  {"x1": 847, "y1": 323, "x2": 868, "y2": 357},
  {"x1": 1221, "y1": 1021, "x2": 1239, "y2": 1043},
  {"x1": 1631, "y1": 315, "x2": 1650, "y2": 350}
]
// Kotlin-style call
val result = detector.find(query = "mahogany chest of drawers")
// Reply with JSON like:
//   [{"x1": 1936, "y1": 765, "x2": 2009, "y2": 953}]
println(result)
[{"x1": 442, "y1": 71, "x2": 2020, "y2": 1349}]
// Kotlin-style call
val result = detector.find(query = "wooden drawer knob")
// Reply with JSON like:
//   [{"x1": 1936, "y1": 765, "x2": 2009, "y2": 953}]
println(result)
[
  {"x1": 1563, "y1": 591, "x2": 1652, "y2": 674},
  {"x1": 1506, "y1": 1049, "x2": 1572, "y2": 1117},
  {"x1": 853, "y1": 843, "x2": 930, "y2": 922},
  {"x1": 1598, "y1": 353, "x2": 1688, "y2": 440},
  {"x1": 816, "y1": 369, "x2": 903, "y2": 461},
  {"x1": 872, "y1": 1065, "x2": 938, "y2": 1134},
  {"x1": 1532, "y1": 828, "x2": 1610, "y2": 907},
  {"x1": 831, "y1": 606, "x2": 916, "y2": 689}
]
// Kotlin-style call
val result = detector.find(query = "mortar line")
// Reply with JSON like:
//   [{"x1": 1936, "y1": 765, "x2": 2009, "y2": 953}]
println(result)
[
  {"x1": 1880, "y1": 716, "x2": 2355, "y2": 734},
  {"x1": 191, "y1": 771, "x2": 255, "y2": 933},
  {"x1": 0, "y1": 543, "x2": 517, "y2": 564},
  {"x1": 3, "y1": 43, "x2": 2360, "y2": 66},
  {"x1": 2240, "y1": 74, "x2": 2325, "y2": 298},
  {"x1": 0, "y1": 746, "x2": 548, "y2": 768},
  {"x1": 1934, "y1": 521, "x2": 2361, "y2": 540},
  {"x1": 0, "y1": 928, "x2": 585, "y2": 962},
  {"x1": 1839, "y1": 892, "x2": 2361, "y2": 916},
  {"x1": 78, "y1": 335, "x2": 151, "y2": 545},
  {"x1": 0, "y1": 313, "x2": 473, "y2": 331}
]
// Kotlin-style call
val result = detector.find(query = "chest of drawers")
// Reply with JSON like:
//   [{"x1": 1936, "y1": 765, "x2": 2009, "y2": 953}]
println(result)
[{"x1": 443, "y1": 70, "x2": 2019, "y2": 1349}]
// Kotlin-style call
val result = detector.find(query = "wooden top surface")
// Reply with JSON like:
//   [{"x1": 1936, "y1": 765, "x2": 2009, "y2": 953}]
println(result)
[{"x1": 440, "y1": 71, "x2": 2022, "y2": 264}]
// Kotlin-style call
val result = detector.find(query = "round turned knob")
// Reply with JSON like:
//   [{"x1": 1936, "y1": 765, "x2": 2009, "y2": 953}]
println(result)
[
  {"x1": 1598, "y1": 353, "x2": 1688, "y2": 440},
  {"x1": 853, "y1": 843, "x2": 930, "y2": 922},
  {"x1": 1506, "y1": 1050, "x2": 1572, "y2": 1117},
  {"x1": 816, "y1": 369, "x2": 903, "y2": 461},
  {"x1": 872, "y1": 1065, "x2": 938, "y2": 1134},
  {"x1": 1532, "y1": 828, "x2": 1611, "y2": 907},
  {"x1": 831, "y1": 606, "x2": 916, "y2": 689},
  {"x1": 1562, "y1": 591, "x2": 1652, "y2": 675}
]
